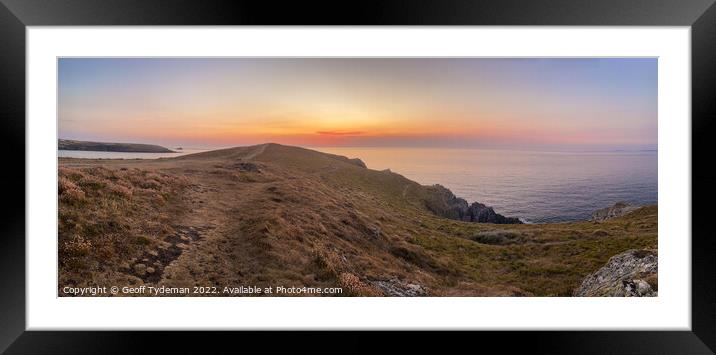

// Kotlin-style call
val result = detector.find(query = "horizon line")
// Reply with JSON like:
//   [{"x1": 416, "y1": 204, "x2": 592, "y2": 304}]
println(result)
[{"x1": 57, "y1": 137, "x2": 658, "y2": 154}]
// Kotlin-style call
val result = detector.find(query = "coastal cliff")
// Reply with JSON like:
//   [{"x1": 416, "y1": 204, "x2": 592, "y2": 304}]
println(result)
[
  {"x1": 424, "y1": 184, "x2": 522, "y2": 224},
  {"x1": 59, "y1": 139, "x2": 175, "y2": 153},
  {"x1": 58, "y1": 143, "x2": 656, "y2": 296}
]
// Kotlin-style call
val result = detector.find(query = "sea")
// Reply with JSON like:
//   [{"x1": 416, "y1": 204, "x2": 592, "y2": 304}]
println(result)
[
  {"x1": 314, "y1": 147, "x2": 657, "y2": 223},
  {"x1": 58, "y1": 147, "x2": 657, "y2": 223}
]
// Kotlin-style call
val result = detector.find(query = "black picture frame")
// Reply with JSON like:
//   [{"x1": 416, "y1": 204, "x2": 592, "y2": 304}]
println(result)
[{"x1": 1, "y1": 0, "x2": 715, "y2": 353}]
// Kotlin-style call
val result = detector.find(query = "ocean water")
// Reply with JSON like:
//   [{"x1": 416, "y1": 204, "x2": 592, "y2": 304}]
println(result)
[
  {"x1": 314, "y1": 147, "x2": 657, "y2": 223},
  {"x1": 58, "y1": 148, "x2": 208, "y2": 160}
]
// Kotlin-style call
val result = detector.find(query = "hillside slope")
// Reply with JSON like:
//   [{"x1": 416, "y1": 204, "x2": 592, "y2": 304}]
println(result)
[
  {"x1": 58, "y1": 143, "x2": 657, "y2": 296},
  {"x1": 59, "y1": 139, "x2": 175, "y2": 153}
]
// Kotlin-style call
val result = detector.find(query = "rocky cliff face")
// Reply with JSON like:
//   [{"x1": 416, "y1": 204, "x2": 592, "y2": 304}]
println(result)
[
  {"x1": 590, "y1": 202, "x2": 640, "y2": 222},
  {"x1": 467, "y1": 201, "x2": 523, "y2": 224},
  {"x1": 573, "y1": 249, "x2": 657, "y2": 297},
  {"x1": 424, "y1": 184, "x2": 522, "y2": 224}
]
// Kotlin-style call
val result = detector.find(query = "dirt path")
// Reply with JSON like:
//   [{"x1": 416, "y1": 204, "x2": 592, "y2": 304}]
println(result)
[
  {"x1": 243, "y1": 143, "x2": 268, "y2": 160},
  {"x1": 142, "y1": 158, "x2": 284, "y2": 291},
  {"x1": 116, "y1": 146, "x2": 370, "y2": 292}
]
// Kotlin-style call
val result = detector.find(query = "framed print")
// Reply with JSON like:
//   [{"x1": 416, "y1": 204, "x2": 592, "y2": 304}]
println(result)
[{"x1": 2, "y1": 0, "x2": 716, "y2": 353}]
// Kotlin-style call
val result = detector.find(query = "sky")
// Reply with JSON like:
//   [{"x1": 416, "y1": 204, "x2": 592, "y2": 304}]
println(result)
[{"x1": 58, "y1": 58, "x2": 657, "y2": 151}]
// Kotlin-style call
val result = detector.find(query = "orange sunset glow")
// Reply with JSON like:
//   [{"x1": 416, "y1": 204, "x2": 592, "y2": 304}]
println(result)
[{"x1": 59, "y1": 58, "x2": 657, "y2": 151}]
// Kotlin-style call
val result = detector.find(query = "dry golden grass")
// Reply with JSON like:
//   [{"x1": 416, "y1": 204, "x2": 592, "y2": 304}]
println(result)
[
  {"x1": 58, "y1": 166, "x2": 190, "y2": 289},
  {"x1": 58, "y1": 144, "x2": 657, "y2": 296},
  {"x1": 338, "y1": 273, "x2": 384, "y2": 296}
]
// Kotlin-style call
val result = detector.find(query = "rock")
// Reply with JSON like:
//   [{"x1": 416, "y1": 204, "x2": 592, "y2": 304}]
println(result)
[
  {"x1": 424, "y1": 184, "x2": 521, "y2": 224},
  {"x1": 590, "y1": 202, "x2": 640, "y2": 222},
  {"x1": 424, "y1": 184, "x2": 469, "y2": 220},
  {"x1": 573, "y1": 249, "x2": 657, "y2": 297},
  {"x1": 467, "y1": 202, "x2": 522, "y2": 224},
  {"x1": 232, "y1": 161, "x2": 261, "y2": 172},
  {"x1": 146, "y1": 267, "x2": 156, "y2": 274},
  {"x1": 372, "y1": 278, "x2": 428, "y2": 297},
  {"x1": 148, "y1": 250, "x2": 159, "y2": 257},
  {"x1": 133, "y1": 263, "x2": 147, "y2": 276}
]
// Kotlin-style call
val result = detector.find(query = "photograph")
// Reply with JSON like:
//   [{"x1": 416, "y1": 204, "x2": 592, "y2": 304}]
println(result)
[{"x1": 57, "y1": 57, "x2": 658, "y2": 297}]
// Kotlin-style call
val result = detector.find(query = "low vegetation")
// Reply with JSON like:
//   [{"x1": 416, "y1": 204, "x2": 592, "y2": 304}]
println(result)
[
  {"x1": 58, "y1": 144, "x2": 657, "y2": 296},
  {"x1": 58, "y1": 166, "x2": 189, "y2": 288},
  {"x1": 470, "y1": 230, "x2": 524, "y2": 245},
  {"x1": 59, "y1": 139, "x2": 175, "y2": 153}
]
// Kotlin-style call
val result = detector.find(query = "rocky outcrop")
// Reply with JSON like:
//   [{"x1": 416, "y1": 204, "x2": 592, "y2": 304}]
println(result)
[
  {"x1": 590, "y1": 202, "x2": 640, "y2": 222},
  {"x1": 467, "y1": 202, "x2": 522, "y2": 224},
  {"x1": 424, "y1": 184, "x2": 522, "y2": 224},
  {"x1": 573, "y1": 249, "x2": 657, "y2": 297},
  {"x1": 230, "y1": 161, "x2": 261, "y2": 172},
  {"x1": 424, "y1": 184, "x2": 469, "y2": 220},
  {"x1": 371, "y1": 278, "x2": 428, "y2": 297}
]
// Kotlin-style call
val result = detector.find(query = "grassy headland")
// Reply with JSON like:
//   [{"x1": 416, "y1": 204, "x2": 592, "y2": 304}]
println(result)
[
  {"x1": 59, "y1": 139, "x2": 175, "y2": 153},
  {"x1": 58, "y1": 143, "x2": 657, "y2": 296}
]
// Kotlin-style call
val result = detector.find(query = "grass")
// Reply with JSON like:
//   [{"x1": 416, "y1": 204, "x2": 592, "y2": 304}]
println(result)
[
  {"x1": 470, "y1": 230, "x2": 524, "y2": 245},
  {"x1": 57, "y1": 144, "x2": 657, "y2": 296},
  {"x1": 408, "y1": 207, "x2": 657, "y2": 296},
  {"x1": 58, "y1": 166, "x2": 189, "y2": 289}
]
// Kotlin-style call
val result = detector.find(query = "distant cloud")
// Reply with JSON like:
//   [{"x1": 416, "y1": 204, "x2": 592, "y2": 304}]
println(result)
[{"x1": 316, "y1": 130, "x2": 365, "y2": 136}]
